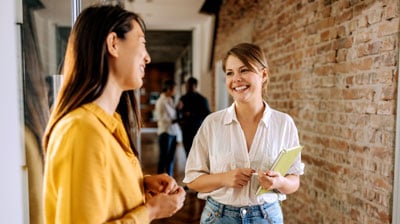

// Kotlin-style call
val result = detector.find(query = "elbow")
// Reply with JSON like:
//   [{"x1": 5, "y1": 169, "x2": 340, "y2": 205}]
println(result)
[
  {"x1": 279, "y1": 175, "x2": 300, "y2": 194},
  {"x1": 289, "y1": 177, "x2": 301, "y2": 194},
  {"x1": 186, "y1": 181, "x2": 210, "y2": 193}
]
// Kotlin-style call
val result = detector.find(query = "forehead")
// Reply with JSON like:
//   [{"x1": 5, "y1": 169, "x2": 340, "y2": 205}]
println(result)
[
  {"x1": 130, "y1": 20, "x2": 145, "y2": 38},
  {"x1": 225, "y1": 55, "x2": 245, "y2": 69}
]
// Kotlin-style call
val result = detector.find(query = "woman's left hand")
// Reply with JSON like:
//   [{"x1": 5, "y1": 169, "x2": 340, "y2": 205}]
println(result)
[
  {"x1": 257, "y1": 170, "x2": 285, "y2": 191},
  {"x1": 144, "y1": 173, "x2": 180, "y2": 195}
]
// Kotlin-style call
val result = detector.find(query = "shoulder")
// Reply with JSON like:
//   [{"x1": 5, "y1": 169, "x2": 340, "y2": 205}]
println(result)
[
  {"x1": 202, "y1": 108, "x2": 226, "y2": 124},
  {"x1": 270, "y1": 109, "x2": 293, "y2": 120},
  {"x1": 51, "y1": 107, "x2": 106, "y2": 143},
  {"x1": 196, "y1": 92, "x2": 208, "y2": 101},
  {"x1": 267, "y1": 108, "x2": 297, "y2": 129},
  {"x1": 155, "y1": 95, "x2": 166, "y2": 106},
  {"x1": 57, "y1": 107, "x2": 97, "y2": 128},
  {"x1": 47, "y1": 107, "x2": 108, "y2": 159}
]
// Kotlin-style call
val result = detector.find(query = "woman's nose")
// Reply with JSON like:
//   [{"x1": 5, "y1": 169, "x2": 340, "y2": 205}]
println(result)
[
  {"x1": 145, "y1": 51, "x2": 151, "y2": 64},
  {"x1": 232, "y1": 71, "x2": 242, "y2": 81}
]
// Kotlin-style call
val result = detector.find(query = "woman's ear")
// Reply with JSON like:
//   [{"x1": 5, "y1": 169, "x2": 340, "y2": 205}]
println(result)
[
  {"x1": 106, "y1": 32, "x2": 118, "y2": 58},
  {"x1": 262, "y1": 68, "x2": 269, "y2": 83}
]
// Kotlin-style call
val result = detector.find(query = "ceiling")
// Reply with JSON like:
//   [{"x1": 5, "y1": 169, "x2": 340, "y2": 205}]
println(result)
[
  {"x1": 124, "y1": 0, "x2": 209, "y2": 30},
  {"x1": 144, "y1": 30, "x2": 192, "y2": 64},
  {"x1": 35, "y1": 0, "x2": 213, "y2": 64},
  {"x1": 124, "y1": 0, "x2": 212, "y2": 63}
]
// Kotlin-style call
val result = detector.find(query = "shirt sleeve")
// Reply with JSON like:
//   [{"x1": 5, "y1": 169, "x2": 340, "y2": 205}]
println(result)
[
  {"x1": 183, "y1": 118, "x2": 211, "y2": 184},
  {"x1": 285, "y1": 115, "x2": 305, "y2": 175},
  {"x1": 45, "y1": 119, "x2": 150, "y2": 224}
]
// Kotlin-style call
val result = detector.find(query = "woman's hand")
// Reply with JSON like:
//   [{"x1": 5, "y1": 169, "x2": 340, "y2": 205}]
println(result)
[
  {"x1": 257, "y1": 170, "x2": 300, "y2": 194},
  {"x1": 222, "y1": 168, "x2": 255, "y2": 188},
  {"x1": 257, "y1": 170, "x2": 285, "y2": 191},
  {"x1": 145, "y1": 186, "x2": 186, "y2": 221},
  {"x1": 144, "y1": 173, "x2": 179, "y2": 195}
]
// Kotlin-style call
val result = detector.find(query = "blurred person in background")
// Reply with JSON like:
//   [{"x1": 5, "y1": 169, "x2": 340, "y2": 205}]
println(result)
[
  {"x1": 177, "y1": 77, "x2": 210, "y2": 156},
  {"x1": 155, "y1": 79, "x2": 182, "y2": 177}
]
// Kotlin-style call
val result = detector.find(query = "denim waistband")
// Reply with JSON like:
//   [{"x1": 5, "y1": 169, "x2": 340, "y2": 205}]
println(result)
[{"x1": 206, "y1": 197, "x2": 279, "y2": 219}]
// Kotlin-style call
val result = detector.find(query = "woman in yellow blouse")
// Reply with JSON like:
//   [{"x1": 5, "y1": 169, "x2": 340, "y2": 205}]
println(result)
[{"x1": 42, "y1": 4, "x2": 186, "y2": 223}]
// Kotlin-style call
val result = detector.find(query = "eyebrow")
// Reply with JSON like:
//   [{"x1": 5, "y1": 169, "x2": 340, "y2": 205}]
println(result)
[{"x1": 226, "y1": 65, "x2": 246, "y2": 70}]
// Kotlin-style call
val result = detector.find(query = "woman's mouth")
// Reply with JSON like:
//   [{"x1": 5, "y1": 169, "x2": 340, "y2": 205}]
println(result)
[
  {"x1": 233, "y1": 85, "x2": 249, "y2": 92},
  {"x1": 140, "y1": 65, "x2": 145, "y2": 74}
]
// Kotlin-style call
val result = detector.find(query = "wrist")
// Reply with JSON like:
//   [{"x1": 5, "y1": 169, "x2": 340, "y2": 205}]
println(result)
[
  {"x1": 143, "y1": 175, "x2": 151, "y2": 188},
  {"x1": 144, "y1": 201, "x2": 156, "y2": 221},
  {"x1": 220, "y1": 172, "x2": 228, "y2": 187},
  {"x1": 275, "y1": 176, "x2": 287, "y2": 193}
]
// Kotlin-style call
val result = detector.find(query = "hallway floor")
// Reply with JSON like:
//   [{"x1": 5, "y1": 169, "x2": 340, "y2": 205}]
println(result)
[{"x1": 141, "y1": 131, "x2": 205, "y2": 224}]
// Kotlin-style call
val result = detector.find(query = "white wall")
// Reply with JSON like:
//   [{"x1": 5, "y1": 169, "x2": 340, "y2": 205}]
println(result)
[
  {"x1": 192, "y1": 15, "x2": 214, "y2": 108},
  {"x1": 214, "y1": 60, "x2": 229, "y2": 111},
  {"x1": 0, "y1": 0, "x2": 26, "y2": 223}
]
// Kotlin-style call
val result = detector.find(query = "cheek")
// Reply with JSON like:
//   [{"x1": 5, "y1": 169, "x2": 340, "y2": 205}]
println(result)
[{"x1": 225, "y1": 77, "x2": 231, "y2": 88}]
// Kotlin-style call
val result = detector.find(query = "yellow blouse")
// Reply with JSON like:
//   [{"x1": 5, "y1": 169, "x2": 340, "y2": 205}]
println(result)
[{"x1": 44, "y1": 103, "x2": 149, "y2": 224}]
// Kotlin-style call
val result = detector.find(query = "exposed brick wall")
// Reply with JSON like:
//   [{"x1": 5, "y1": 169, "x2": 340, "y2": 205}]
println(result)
[{"x1": 213, "y1": 0, "x2": 399, "y2": 223}]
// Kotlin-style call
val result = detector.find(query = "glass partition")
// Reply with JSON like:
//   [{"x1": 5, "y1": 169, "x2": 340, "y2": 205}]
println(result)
[{"x1": 21, "y1": 0, "x2": 71, "y2": 223}]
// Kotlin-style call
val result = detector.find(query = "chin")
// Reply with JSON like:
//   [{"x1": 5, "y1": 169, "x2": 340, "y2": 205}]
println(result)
[
  {"x1": 137, "y1": 79, "x2": 144, "y2": 88},
  {"x1": 133, "y1": 82, "x2": 143, "y2": 90}
]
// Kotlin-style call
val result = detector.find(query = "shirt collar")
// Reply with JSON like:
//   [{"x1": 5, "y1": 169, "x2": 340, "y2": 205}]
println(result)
[
  {"x1": 82, "y1": 102, "x2": 120, "y2": 133},
  {"x1": 223, "y1": 101, "x2": 272, "y2": 126}
]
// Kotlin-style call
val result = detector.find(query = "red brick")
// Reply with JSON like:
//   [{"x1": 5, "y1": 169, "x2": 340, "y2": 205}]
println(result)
[{"x1": 215, "y1": 0, "x2": 398, "y2": 223}]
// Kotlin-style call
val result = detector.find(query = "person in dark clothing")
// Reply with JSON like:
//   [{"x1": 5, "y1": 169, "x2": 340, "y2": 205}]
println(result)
[{"x1": 177, "y1": 77, "x2": 211, "y2": 156}]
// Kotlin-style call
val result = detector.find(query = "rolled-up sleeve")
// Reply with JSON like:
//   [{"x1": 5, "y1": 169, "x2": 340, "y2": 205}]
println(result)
[
  {"x1": 286, "y1": 115, "x2": 304, "y2": 176},
  {"x1": 183, "y1": 120, "x2": 210, "y2": 184}
]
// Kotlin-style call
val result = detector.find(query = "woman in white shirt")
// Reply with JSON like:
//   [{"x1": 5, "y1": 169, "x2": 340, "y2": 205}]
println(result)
[
  {"x1": 155, "y1": 80, "x2": 182, "y2": 176},
  {"x1": 184, "y1": 43, "x2": 304, "y2": 224}
]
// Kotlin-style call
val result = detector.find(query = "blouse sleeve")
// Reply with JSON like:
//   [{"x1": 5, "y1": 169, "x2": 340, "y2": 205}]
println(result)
[{"x1": 105, "y1": 206, "x2": 149, "y2": 223}]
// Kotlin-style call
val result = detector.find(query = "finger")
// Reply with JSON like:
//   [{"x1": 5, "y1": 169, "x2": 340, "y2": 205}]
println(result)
[
  {"x1": 243, "y1": 168, "x2": 256, "y2": 176},
  {"x1": 163, "y1": 180, "x2": 177, "y2": 193},
  {"x1": 238, "y1": 178, "x2": 249, "y2": 186},
  {"x1": 267, "y1": 170, "x2": 280, "y2": 177},
  {"x1": 170, "y1": 182, "x2": 180, "y2": 193}
]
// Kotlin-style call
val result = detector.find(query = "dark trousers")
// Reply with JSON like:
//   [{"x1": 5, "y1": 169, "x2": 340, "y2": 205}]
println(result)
[
  {"x1": 182, "y1": 129, "x2": 196, "y2": 157},
  {"x1": 157, "y1": 133, "x2": 177, "y2": 176}
]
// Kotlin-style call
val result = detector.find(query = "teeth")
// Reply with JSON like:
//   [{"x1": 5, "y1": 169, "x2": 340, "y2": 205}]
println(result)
[{"x1": 234, "y1": 86, "x2": 247, "y2": 91}]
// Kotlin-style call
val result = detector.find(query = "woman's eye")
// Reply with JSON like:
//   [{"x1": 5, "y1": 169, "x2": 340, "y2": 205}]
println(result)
[
  {"x1": 240, "y1": 68, "x2": 249, "y2": 73},
  {"x1": 226, "y1": 71, "x2": 233, "y2": 76}
]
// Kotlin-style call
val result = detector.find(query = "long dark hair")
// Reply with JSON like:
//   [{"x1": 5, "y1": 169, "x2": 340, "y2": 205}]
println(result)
[{"x1": 43, "y1": 5, "x2": 145, "y2": 156}]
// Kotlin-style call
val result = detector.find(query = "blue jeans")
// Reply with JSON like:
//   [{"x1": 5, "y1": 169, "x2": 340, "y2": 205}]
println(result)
[
  {"x1": 157, "y1": 133, "x2": 176, "y2": 176},
  {"x1": 200, "y1": 197, "x2": 283, "y2": 224}
]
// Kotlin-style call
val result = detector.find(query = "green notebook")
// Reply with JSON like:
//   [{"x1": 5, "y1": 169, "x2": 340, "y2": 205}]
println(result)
[{"x1": 256, "y1": 145, "x2": 303, "y2": 196}]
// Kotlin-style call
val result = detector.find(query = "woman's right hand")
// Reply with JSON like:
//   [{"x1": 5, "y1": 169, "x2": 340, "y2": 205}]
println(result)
[
  {"x1": 145, "y1": 186, "x2": 186, "y2": 221},
  {"x1": 222, "y1": 168, "x2": 255, "y2": 188}
]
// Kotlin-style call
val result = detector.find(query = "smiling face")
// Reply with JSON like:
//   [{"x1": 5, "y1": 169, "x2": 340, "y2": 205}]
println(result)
[
  {"x1": 109, "y1": 20, "x2": 151, "y2": 91},
  {"x1": 225, "y1": 55, "x2": 267, "y2": 104}
]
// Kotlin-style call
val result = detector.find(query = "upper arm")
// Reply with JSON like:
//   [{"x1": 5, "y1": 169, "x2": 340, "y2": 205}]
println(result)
[
  {"x1": 184, "y1": 120, "x2": 211, "y2": 183},
  {"x1": 46, "y1": 119, "x2": 109, "y2": 223}
]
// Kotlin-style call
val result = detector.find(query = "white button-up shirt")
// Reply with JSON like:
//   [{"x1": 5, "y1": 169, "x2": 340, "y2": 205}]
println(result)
[
  {"x1": 183, "y1": 102, "x2": 304, "y2": 207},
  {"x1": 155, "y1": 93, "x2": 182, "y2": 142}
]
